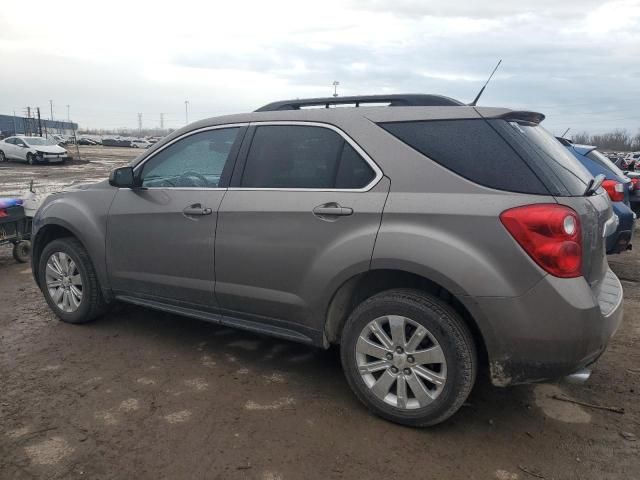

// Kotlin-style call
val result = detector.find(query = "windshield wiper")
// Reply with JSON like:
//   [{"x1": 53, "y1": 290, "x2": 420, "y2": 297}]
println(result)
[{"x1": 584, "y1": 174, "x2": 606, "y2": 196}]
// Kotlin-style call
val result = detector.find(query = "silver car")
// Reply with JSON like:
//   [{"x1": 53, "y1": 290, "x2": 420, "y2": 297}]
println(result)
[{"x1": 31, "y1": 94, "x2": 623, "y2": 426}]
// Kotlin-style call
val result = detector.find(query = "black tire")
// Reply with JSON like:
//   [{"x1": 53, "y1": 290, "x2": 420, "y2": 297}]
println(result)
[
  {"x1": 12, "y1": 240, "x2": 31, "y2": 263},
  {"x1": 38, "y1": 237, "x2": 107, "y2": 324},
  {"x1": 340, "y1": 288, "x2": 477, "y2": 427},
  {"x1": 27, "y1": 153, "x2": 35, "y2": 165},
  {"x1": 0, "y1": 150, "x2": 6, "y2": 162}
]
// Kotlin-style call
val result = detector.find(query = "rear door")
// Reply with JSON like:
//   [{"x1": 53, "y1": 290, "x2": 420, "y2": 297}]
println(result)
[
  {"x1": 214, "y1": 122, "x2": 389, "y2": 330},
  {"x1": 106, "y1": 125, "x2": 245, "y2": 307}
]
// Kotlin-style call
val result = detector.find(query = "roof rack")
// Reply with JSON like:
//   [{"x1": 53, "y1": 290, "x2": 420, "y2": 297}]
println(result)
[{"x1": 255, "y1": 94, "x2": 465, "y2": 112}]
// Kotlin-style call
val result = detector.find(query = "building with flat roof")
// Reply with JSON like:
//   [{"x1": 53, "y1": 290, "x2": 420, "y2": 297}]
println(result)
[{"x1": 0, "y1": 114, "x2": 78, "y2": 137}]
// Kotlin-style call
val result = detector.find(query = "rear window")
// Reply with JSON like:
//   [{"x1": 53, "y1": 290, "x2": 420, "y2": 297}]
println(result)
[
  {"x1": 586, "y1": 149, "x2": 626, "y2": 179},
  {"x1": 379, "y1": 119, "x2": 549, "y2": 194},
  {"x1": 490, "y1": 120, "x2": 593, "y2": 196}
]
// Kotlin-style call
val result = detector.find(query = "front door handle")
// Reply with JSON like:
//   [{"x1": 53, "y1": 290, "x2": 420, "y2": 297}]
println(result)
[
  {"x1": 183, "y1": 203, "x2": 212, "y2": 216},
  {"x1": 313, "y1": 203, "x2": 353, "y2": 217}
]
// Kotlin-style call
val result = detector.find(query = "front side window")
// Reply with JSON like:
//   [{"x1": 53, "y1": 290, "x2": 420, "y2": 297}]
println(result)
[
  {"x1": 140, "y1": 128, "x2": 239, "y2": 188},
  {"x1": 241, "y1": 125, "x2": 375, "y2": 189}
]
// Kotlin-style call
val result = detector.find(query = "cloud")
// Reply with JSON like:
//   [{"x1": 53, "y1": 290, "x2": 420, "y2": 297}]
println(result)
[{"x1": 0, "y1": 0, "x2": 638, "y2": 133}]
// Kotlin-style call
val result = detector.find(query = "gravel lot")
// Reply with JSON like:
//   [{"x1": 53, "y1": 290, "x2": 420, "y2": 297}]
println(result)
[{"x1": 1, "y1": 148, "x2": 639, "y2": 479}]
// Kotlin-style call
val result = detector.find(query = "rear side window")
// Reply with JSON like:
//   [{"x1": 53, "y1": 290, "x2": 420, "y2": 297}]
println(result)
[
  {"x1": 379, "y1": 119, "x2": 549, "y2": 194},
  {"x1": 241, "y1": 125, "x2": 375, "y2": 189},
  {"x1": 586, "y1": 149, "x2": 626, "y2": 179}
]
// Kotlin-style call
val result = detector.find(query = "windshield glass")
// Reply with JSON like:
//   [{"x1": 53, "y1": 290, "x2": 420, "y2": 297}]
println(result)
[
  {"x1": 24, "y1": 137, "x2": 56, "y2": 146},
  {"x1": 586, "y1": 149, "x2": 626, "y2": 179}
]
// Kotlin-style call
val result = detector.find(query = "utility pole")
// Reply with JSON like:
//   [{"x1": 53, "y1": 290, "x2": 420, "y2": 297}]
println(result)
[
  {"x1": 12, "y1": 111, "x2": 17, "y2": 135},
  {"x1": 160, "y1": 113, "x2": 164, "y2": 129},
  {"x1": 66, "y1": 104, "x2": 70, "y2": 122},
  {"x1": 49, "y1": 100, "x2": 54, "y2": 120},
  {"x1": 26, "y1": 107, "x2": 31, "y2": 136},
  {"x1": 37, "y1": 108, "x2": 43, "y2": 137},
  {"x1": 185, "y1": 100, "x2": 189, "y2": 125},
  {"x1": 332, "y1": 80, "x2": 340, "y2": 97},
  {"x1": 138, "y1": 113, "x2": 143, "y2": 134}
]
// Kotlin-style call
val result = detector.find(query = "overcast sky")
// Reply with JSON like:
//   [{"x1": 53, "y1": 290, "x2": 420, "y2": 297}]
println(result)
[{"x1": 1, "y1": 0, "x2": 638, "y2": 134}]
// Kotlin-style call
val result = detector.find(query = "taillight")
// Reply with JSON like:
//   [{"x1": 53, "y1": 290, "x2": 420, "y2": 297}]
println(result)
[
  {"x1": 500, "y1": 204, "x2": 582, "y2": 278},
  {"x1": 602, "y1": 180, "x2": 625, "y2": 202},
  {"x1": 630, "y1": 178, "x2": 639, "y2": 191},
  {"x1": 0, "y1": 208, "x2": 7, "y2": 218}
]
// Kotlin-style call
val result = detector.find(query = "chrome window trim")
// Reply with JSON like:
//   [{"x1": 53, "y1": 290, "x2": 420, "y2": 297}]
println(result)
[
  {"x1": 228, "y1": 121, "x2": 383, "y2": 193},
  {"x1": 132, "y1": 123, "x2": 249, "y2": 190}
]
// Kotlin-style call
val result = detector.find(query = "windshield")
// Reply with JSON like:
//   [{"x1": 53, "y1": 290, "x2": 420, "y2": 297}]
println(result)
[
  {"x1": 24, "y1": 137, "x2": 56, "y2": 146},
  {"x1": 586, "y1": 149, "x2": 627, "y2": 179}
]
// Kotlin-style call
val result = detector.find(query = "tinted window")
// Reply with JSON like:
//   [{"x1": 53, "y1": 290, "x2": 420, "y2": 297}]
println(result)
[
  {"x1": 141, "y1": 128, "x2": 239, "y2": 188},
  {"x1": 241, "y1": 125, "x2": 374, "y2": 189},
  {"x1": 491, "y1": 120, "x2": 593, "y2": 196},
  {"x1": 586, "y1": 149, "x2": 626, "y2": 179},
  {"x1": 380, "y1": 119, "x2": 548, "y2": 194}
]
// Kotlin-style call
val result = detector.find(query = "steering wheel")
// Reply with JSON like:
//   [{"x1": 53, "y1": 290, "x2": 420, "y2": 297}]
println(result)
[{"x1": 177, "y1": 171, "x2": 209, "y2": 188}]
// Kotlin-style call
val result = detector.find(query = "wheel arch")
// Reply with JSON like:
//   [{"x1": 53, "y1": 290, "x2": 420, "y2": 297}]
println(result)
[
  {"x1": 323, "y1": 268, "x2": 492, "y2": 365},
  {"x1": 32, "y1": 218, "x2": 112, "y2": 301}
]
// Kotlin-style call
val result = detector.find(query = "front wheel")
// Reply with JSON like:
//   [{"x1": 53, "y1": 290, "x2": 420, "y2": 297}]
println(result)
[
  {"x1": 27, "y1": 153, "x2": 35, "y2": 165},
  {"x1": 340, "y1": 289, "x2": 477, "y2": 427},
  {"x1": 38, "y1": 237, "x2": 106, "y2": 324},
  {"x1": 0, "y1": 150, "x2": 6, "y2": 162}
]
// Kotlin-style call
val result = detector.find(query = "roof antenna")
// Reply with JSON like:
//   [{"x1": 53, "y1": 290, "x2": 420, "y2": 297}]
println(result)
[
  {"x1": 561, "y1": 127, "x2": 571, "y2": 138},
  {"x1": 469, "y1": 59, "x2": 502, "y2": 106}
]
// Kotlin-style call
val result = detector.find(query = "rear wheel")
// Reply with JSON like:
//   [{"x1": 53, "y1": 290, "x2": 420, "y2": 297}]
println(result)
[
  {"x1": 340, "y1": 289, "x2": 477, "y2": 427},
  {"x1": 38, "y1": 237, "x2": 106, "y2": 324},
  {"x1": 0, "y1": 150, "x2": 6, "y2": 162}
]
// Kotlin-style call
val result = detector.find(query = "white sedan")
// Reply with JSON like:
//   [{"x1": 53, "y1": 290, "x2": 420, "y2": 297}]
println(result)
[{"x1": 0, "y1": 136, "x2": 71, "y2": 165}]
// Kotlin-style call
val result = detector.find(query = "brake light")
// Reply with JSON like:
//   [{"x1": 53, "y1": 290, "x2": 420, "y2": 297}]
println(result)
[
  {"x1": 500, "y1": 204, "x2": 582, "y2": 278},
  {"x1": 0, "y1": 208, "x2": 7, "y2": 218},
  {"x1": 630, "y1": 178, "x2": 639, "y2": 191},
  {"x1": 602, "y1": 180, "x2": 625, "y2": 202}
]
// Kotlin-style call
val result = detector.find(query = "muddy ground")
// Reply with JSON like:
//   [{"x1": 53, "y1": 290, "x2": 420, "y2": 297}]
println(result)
[{"x1": 0, "y1": 149, "x2": 639, "y2": 479}]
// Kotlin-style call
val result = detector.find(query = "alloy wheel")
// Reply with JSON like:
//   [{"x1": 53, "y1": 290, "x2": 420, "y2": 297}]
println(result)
[
  {"x1": 355, "y1": 315, "x2": 447, "y2": 409},
  {"x1": 45, "y1": 252, "x2": 83, "y2": 313}
]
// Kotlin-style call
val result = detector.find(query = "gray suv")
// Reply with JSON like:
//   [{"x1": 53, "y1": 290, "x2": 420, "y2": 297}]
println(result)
[{"x1": 32, "y1": 94, "x2": 624, "y2": 426}]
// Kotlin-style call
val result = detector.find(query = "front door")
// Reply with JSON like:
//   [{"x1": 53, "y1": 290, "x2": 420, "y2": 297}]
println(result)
[
  {"x1": 215, "y1": 123, "x2": 388, "y2": 330},
  {"x1": 106, "y1": 126, "x2": 244, "y2": 308}
]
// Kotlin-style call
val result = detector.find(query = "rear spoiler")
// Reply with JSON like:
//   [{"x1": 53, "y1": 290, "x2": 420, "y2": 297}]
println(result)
[{"x1": 500, "y1": 111, "x2": 545, "y2": 125}]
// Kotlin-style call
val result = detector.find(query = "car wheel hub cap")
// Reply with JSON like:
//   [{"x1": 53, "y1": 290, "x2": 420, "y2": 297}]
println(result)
[
  {"x1": 45, "y1": 252, "x2": 83, "y2": 313},
  {"x1": 355, "y1": 315, "x2": 447, "y2": 410}
]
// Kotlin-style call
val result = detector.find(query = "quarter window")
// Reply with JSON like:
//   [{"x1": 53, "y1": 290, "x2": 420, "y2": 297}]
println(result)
[
  {"x1": 140, "y1": 128, "x2": 239, "y2": 188},
  {"x1": 241, "y1": 125, "x2": 375, "y2": 189}
]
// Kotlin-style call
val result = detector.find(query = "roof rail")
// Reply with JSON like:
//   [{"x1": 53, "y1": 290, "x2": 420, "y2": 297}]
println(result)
[{"x1": 255, "y1": 94, "x2": 465, "y2": 112}]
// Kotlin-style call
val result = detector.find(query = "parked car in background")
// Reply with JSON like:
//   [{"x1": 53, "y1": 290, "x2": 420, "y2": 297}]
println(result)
[
  {"x1": 0, "y1": 136, "x2": 71, "y2": 164},
  {"x1": 130, "y1": 139, "x2": 152, "y2": 149},
  {"x1": 102, "y1": 137, "x2": 133, "y2": 147},
  {"x1": 77, "y1": 137, "x2": 99, "y2": 145},
  {"x1": 32, "y1": 94, "x2": 623, "y2": 427},
  {"x1": 622, "y1": 152, "x2": 640, "y2": 170},
  {"x1": 559, "y1": 138, "x2": 635, "y2": 253}
]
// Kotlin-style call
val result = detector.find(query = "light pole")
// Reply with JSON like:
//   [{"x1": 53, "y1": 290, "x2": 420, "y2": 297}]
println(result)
[
  {"x1": 185, "y1": 100, "x2": 190, "y2": 124},
  {"x1": 332, "y1": 81, "x2": 340, "y2": 97},
  {"x1": 49, "y1": 100, "x2": 54, "y2": 120},
  {"x1": 66, "y1": 105, "x2": 70, "y2": 122}
]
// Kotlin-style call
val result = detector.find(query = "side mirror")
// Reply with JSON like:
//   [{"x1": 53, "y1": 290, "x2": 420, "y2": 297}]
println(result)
[{"x1": 109, "y1": 166, "x2": 137, "y2": 188}]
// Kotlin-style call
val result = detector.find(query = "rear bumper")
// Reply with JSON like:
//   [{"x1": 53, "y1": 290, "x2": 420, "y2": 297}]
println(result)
[{"x1": 470, "y1": 268, "x2": 623, "y2": 386}]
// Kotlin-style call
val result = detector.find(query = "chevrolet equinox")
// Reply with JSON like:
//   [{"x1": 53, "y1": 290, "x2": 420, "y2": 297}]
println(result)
[{"x1": 32, "y1": 94, "x2": 624, "y2": 426}]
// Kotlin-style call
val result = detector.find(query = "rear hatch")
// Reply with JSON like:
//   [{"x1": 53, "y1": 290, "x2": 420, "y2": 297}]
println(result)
[{"x1": 486, "y1": 115, "x2": 612, "y2": 285}]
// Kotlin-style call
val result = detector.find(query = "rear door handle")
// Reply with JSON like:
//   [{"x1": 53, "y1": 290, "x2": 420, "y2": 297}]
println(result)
[
  {"x1": 313, "y1": 203, "x2": 353, "y2": 217},
  {"x1": 183, "y1": 203, "x2": 212, "y2": 216}
]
